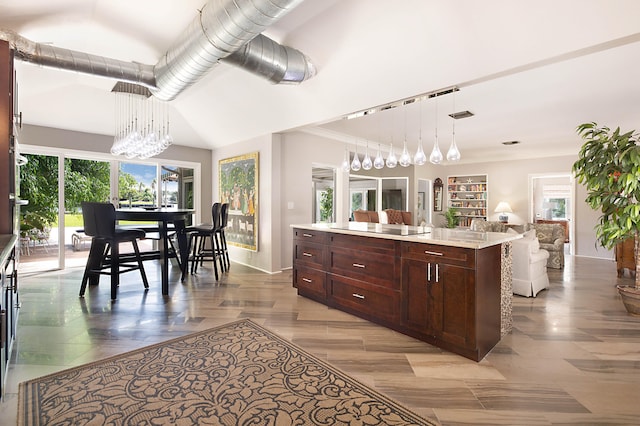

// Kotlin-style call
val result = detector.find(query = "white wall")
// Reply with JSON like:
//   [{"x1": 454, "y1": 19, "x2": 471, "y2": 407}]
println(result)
[{"x1": 212, "y1": 133, "x2": 282, "y2": 273}]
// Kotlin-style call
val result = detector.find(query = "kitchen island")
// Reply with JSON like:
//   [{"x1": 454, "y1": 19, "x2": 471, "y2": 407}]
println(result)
[{"x1": 292, "y1": 223, "x2": 520, "y2": 361}]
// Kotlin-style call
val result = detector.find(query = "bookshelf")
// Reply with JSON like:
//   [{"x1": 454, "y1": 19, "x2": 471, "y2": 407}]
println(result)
[{"x1": 447, "y1": 174, "x2": 488, "y2": 227}]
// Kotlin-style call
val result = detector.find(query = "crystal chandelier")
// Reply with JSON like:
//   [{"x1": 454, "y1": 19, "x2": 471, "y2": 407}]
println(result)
[{"x1": 111, "y1": 82, "x2": 173, "y2": 159}]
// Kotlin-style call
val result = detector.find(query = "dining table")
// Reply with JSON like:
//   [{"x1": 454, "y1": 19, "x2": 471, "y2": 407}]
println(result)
[{"x1": 116, "y1": 208, "x2": 194, "y2": 296}]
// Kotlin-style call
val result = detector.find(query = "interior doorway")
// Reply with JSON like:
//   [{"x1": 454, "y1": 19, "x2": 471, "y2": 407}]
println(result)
[{"x1": 529, "y1": 173, "x2": 575, "y2": 255}]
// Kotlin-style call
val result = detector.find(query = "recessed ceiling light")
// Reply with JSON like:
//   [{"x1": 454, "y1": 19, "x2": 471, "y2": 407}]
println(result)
[{"x1": 502, "y1": 140, "x2": 520, "y2": 146}]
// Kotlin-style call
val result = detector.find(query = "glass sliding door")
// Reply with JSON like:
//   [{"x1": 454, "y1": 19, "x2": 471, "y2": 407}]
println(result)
[
  {"x1": 64, "y1": 158, "x2": 111, "y2": 269},
  {"x1": 18, "y1": 153, "x2": 59, "y2": 273},
  {"x1": 118, "y1": 162, "x2": 158, "y2": 208}
]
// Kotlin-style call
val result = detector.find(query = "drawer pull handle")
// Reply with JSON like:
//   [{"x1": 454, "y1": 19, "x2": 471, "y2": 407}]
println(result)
[
  {"x1": 352, "y1": 293, "x2": 365, "y2": 300},
  {"x1": 424, "y1": 250, "x2": 443, "y2": 256},
  {"x1": 302, "y1": 278, "x2": 312, "y2": 283},
  {"x1": 302, "y1": 252, "x2": 313, "y2": 257},
  {"x1": 352, "y1": 263, "x2": 366, "y2": 268},
  {"x1": 302, "y1": 233, "x2": 313, "y2": 237}
]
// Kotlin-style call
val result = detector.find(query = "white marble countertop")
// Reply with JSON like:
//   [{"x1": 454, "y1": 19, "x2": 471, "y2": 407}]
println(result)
[{"x1": 292, "y1": 222, "x2": 521, "y2": 249}]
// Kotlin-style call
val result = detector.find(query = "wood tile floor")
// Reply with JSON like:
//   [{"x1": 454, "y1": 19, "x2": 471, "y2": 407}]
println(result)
[{"x1": 1, "y1": 255, "x2": 639, "y2": 425}]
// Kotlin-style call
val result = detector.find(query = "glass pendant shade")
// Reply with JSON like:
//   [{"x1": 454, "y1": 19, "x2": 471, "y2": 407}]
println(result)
[
  {"x1": 446, "y1": 135, "x2": 461, "y2": 162},
  {"x1": 429, "y1": 137, "x2": 443, "y2": 164},
  {"x1": 350, "y1": 145, "x2": 361, "y2": 171},
  {"x1": 373, "y1": 144, "x2": 385, "y2": 169},
  {"x1": 386, "y1": 144, "x2": 397, "y2": 168},
  {"x1": 341, "y1": 147, "x2": 351, "y2": 172},
  {"x1": 362, "y1": 143, "x2": 373, "y2": 170},
  {"x1": 399, "y1": 140, "x2": 411, "y2": 167},
  {"x1": 414, "y1": 138, "x2": 427, "y2": 165}
]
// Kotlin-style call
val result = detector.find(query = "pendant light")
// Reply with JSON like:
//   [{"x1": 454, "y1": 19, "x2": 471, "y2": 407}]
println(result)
[
  {"x1": 386, "y1": 143, "x2": 397, "y2": 168},
  {"x1": 373, "y1": 143, "x2": 385, "y2": 169},
  {"x1": 350, "y1": 143, "x2": 361, "y2": 171},
  {"x1": 362, "y1": 140, "x2": 373, "y2": 170},
  {"x1": 341, "y1": 145, "x2": 351, "y2": 172},
  {"x1": 446, "y1": 89, "x2": 461, "y2": 162},
  {"x1": 414, "y1": 99, "x2": 427, "y2": 165},
  {"x1": 429, "y1": 96, "x2": 443, "y2": 164},
  {"x1": 399, "y1": 107, "x2": 411, "y2": 167}
]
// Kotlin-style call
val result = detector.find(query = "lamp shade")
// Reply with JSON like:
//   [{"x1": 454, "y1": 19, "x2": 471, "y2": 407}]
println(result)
[{"x1": 494, "y1": 201, "x2": 512, "y2": 213}]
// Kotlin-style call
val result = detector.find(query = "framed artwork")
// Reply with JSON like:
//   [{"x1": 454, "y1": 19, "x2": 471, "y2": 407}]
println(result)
[{"x1": 219, "y1": 152, "x2": 259, "y2": 251}]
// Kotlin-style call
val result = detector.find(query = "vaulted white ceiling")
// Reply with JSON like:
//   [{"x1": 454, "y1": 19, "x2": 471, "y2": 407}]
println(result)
[{"x1": 2, "y1": 0, "x2": 640, "y2": 163}]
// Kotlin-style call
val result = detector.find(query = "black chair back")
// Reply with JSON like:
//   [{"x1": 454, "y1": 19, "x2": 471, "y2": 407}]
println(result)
[
  {"x1": 220, "y1": 203, "x2": 229, "y2": 230},
  {"x1": 212, "y1": 202, "x2": 221, "y2": 230},
  {"x1": 81, "y1": 202, "x2": 116, "y2": 238}
]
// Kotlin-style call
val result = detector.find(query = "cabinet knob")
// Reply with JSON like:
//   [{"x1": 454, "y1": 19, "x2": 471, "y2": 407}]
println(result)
[
  {"x1": 302, "y1": 233, "x2": 313, "y2": 237},
  {"x1": 302, "y1": 278, "x2": 312, "y2": 283},
  {"x1": 302, "y1": 252, "x2": 313, "y2": 257},
  {"x1": 424, "y1": 250, "x2": 443, "y2": 256},
  {"x1": 352, "y1": 263, "x2": 366, "y2": 269},
  {"x1": 352, "y1": 293, "x2": 365, "y2": 300}
]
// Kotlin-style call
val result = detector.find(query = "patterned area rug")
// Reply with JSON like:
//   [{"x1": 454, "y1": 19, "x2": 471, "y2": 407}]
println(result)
[{"x1": 18, "y1": 319, "x2": 437, "y2": 425}]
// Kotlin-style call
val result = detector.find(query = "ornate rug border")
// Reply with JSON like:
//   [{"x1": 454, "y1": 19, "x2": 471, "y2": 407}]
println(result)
[{"x1": 18, "y1": 318, "x2": 437, "y2": 425}]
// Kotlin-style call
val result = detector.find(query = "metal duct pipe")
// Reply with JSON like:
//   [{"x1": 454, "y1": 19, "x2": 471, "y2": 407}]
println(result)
[
  {"x1": 151, "y1": 0, "x2": 310, "y2": 101},
  {"x1": 0, "y1": 29, "x2": 157, "y2": 89},
  {"x1": 223, "y1": 34, "x2": 315, "y2": 84},
  {"x1": 0, "y1": 0, "x2": 314, "y2": 101}
]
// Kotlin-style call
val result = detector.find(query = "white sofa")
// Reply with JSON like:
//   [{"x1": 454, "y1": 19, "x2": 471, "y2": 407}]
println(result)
[{"x1": 511, "y1": 230, "x2": 550, "y2": 297}]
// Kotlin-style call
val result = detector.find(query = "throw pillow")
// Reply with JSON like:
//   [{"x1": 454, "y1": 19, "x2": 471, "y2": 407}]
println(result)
[{"x1": 523, "y1": 229, "x2": 536, "y2": 240}]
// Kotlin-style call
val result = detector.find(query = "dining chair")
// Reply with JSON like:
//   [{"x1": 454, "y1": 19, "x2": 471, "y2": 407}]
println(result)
[
  {"x1": 186, "y1": 202, "x2": 222, "y2": 280},
  {"x1": 79, "y1": 202, "x2": 149, "y2": 300}
]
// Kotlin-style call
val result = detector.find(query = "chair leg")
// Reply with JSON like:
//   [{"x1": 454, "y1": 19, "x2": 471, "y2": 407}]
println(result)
[
  {"x1": 131, "y1": 239, "x2": 149, "y2": 289},
  {"x1": 208, "y1": 233, "x2": 219, "y2": 281},
  {"x1": 214, "y1": 231, "x2": 226, "y2": 273},
  {"x1": 221, "y1": 230, "x2": 230, "y2": 270},
  {"x1": 110, "y1": 241, "x2": 119, "y2": 301},
  {"x1": 80, "y1": 239, "x2": 103, "y2": 296}
]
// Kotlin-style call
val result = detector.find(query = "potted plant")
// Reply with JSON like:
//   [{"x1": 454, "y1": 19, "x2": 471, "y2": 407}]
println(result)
[
  {"x1": 442, "y1": 207, "x2": 460, "y2": 228},
  {"x1": 573, "y1": 122, "x2": 640, "y2": 315}
]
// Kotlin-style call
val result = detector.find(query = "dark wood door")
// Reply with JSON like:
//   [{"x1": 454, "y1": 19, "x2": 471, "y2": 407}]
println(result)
[{"x1": 402, "y1": 258, "x2": 476, "y2": 349}]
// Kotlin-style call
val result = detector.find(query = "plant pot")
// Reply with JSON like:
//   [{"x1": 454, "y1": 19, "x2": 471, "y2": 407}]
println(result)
[{"x1": 617, "y1": 285, "x2": 640, "y2": 316}]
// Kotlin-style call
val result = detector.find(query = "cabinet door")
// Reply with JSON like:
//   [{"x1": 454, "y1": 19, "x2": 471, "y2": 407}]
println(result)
[
  {"x1": 402, "y1": 259, "x2": 476, "y2": 348},
  {"x1": 428, "y1": 263, "x2": 475, "y2": 348},
  {"x1": 401, "y1": 258, "x2": 430, "y2": 332}
]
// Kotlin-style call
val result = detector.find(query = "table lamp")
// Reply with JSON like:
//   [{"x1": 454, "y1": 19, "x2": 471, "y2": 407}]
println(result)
[{"x1": 495, "y1": 201, "x2": 512, "y2": 223}]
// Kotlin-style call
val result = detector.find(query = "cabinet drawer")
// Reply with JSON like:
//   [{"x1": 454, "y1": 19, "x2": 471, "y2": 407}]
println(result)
[
  {"x1": 294, "y1": 241, "x2": 326, "y2": 268},
  {"x1": 401, "y1": 242, "x2": 475, "y2": 268},
  {"x1": 329, "y1": 233, "x2": 398, "y2": 255},
  {"x1": 294, "y1": 265, "x2": 326, "y2": 301},
  {"x1": 293, "y1": 228, "x2": 327, "y2": 244},
  {"x1": 328, "y1": 274, "x2": 400, "y2": 323},
  {"x1": 329, "y1": 246, "x2": 398, "y2": 289}
]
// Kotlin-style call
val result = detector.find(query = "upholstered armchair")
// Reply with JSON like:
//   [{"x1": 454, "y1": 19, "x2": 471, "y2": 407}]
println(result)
[
  {"x1": 469, "y1": 218, "x2": 507, "y2": 233},
  {"x1": 524, "y1": 223, "x2": 565, "y2": 269},
  {"x1": 511, "y1": 232, "x2": 550, "y2": 297}
]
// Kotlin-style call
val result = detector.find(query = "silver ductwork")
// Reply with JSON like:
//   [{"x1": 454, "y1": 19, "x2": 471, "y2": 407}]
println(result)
[
  {"x1": 0, "y1": 29, "x2": 157, "y2": 88},
  {"x1": 0, "y1": 0, "x2": 314, "y2": 101},
  {"x1": 223, "y1": 34, "x2": 315, "y2": 84}
]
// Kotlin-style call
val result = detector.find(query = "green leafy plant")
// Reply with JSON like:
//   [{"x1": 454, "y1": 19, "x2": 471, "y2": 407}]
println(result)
[
  {"x1": 319, "y1": 187, "x2": 333, "y2": 222},
  {"x1": 441, "y1": 207, "x2": 459, "y2": 228},
  {"x1": 573, "y1": 122, "x2": 640, "y2": 293}
]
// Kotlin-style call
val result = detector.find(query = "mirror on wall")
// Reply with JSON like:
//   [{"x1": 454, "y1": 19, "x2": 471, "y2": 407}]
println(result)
[
  {"x1": 312, "y1": 166, "x2": 335, "y2": 223},
  {"x1": 433, "y1": 177, "x2": 443, "y2": 212},
  {"x1": 417, "y1": 178, "x2": 433, "y2": 226}
]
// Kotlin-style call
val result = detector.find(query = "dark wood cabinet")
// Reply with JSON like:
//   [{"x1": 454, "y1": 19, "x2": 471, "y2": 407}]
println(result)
[
  {"x1": 292, "y1": 228, "x2": 504, "y2": 361},
  {"x1": 0, "y1": 40, "x2": 20, "y2": 399}
]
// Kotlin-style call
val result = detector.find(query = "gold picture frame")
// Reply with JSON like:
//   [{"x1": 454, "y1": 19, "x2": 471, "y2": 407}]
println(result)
[{"x1": 219, "y1": 152, "x2": 259, "y2": 251}]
